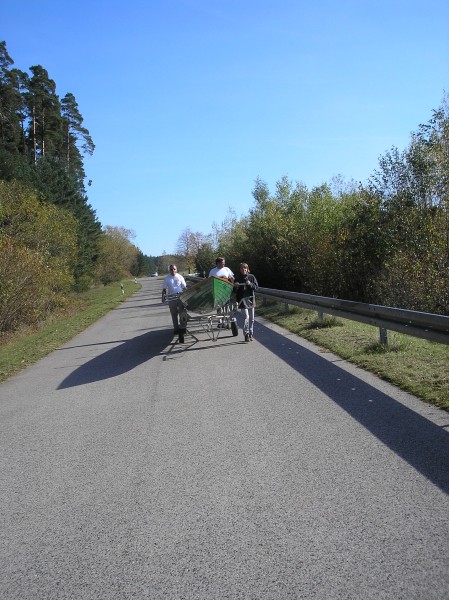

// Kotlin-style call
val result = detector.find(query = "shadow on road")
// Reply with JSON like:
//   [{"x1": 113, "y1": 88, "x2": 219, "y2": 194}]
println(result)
[
  {"x1": 254, "y1": 319, "x2": 449, "y2": 496},
  {"x1": 57, "y1": 329, "x2": 172, "y2": 390}
]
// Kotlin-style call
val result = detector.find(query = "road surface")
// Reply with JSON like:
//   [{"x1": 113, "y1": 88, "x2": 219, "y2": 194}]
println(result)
[{"x1": 1, "y1": 277, "x2": 449, "y2": 599}]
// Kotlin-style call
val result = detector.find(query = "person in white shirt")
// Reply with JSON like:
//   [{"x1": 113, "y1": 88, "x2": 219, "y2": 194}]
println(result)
[
  {"x1": 208, "y1": 257, "x2": 234, "y2": 330},
  {"x1": 162, "y1": 264, "x2": 186, "y2": 333},
  {"x1": 208, "y1": 257, "x2": 234, "y2": 282}
]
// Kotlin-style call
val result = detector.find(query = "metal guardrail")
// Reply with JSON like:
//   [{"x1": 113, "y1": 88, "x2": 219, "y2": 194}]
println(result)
[
  {"x1": 257, "y1": 287, "x2": 449, "y2": 346},
  {"x1": 184, "y1": 275, "x2": 449, "y2": 345}
]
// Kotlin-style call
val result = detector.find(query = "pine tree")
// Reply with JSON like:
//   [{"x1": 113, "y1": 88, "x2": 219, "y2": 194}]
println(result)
[
  {"x1": 25, "y1": 65, "x2": 62, "y2": 163},
  {"x1": 61, "y1": 92, "x2": 94, "y2": 181},
  {"x1": 0, "y1": 41, "x2": 21, "y2": 153}
]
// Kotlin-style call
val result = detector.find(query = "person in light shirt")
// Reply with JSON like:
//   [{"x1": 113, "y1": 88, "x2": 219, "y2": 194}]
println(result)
[
  {"x1": 162, "y1": 264, "x2": 186, "y2": 334},
  {"x1": 208, "y1": 257, "x2": 235, "y2": 329},
  {"x1": 208, "y1": 257, "x2": 234, "y2": 282}
]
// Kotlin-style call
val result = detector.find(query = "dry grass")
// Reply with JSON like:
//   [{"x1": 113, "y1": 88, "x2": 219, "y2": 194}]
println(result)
[{"x1": 0, "y1": 280, "x2": 138, "y2": 383}]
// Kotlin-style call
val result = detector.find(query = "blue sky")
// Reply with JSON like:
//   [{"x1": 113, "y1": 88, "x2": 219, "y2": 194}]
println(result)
[{"x1": 2, "y1": 1, "x2": 448, "y2": 257}]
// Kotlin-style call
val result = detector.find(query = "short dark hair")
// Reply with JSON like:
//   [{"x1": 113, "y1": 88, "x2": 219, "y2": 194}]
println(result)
[{"x1": 215, "y1": 257, "x2": 225, "y2": 265}]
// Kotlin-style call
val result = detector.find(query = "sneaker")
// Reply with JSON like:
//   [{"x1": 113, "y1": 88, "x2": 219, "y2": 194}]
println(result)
[
  {"x1": 244, "y1": 334, "x2": 250, "y2": 342},
  {"x1": 249, "y1": 334, "x2": 254, "y2": 341}
]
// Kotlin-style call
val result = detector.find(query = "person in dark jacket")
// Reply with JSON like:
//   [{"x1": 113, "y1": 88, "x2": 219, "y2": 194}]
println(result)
[{"x1": 234, "y1": 262, "x2": 258, "y2": 342}]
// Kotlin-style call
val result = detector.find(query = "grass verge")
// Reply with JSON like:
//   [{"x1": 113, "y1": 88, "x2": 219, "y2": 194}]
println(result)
[
  {"x1": 258, "y1": 302, "x2": 449, "y2": 412},
  {"x1": 0, "y1": 280, "x2": 139, "y2": 384}
]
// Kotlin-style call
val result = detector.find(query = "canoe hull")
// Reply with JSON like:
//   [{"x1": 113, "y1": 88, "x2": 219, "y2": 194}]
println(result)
[{"x1": 180, "y1": 276, "x2": 234, "y2": 314}]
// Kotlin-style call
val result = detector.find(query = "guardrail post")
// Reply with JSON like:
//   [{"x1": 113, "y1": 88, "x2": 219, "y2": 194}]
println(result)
[
  {"x1": 318, "y1": 311, "x2": 324, "y2": 321},
  {"x1": 284, "y1": 302, "x2": 289, "y2": 313},
  {"x1": 379, "y1": 327, "x2": 388, "y2": 345}
]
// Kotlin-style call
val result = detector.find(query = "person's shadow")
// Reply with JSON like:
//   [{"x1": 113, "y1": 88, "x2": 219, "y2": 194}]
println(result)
[
  {"x1": 57, "y1": 329, "x2": 171, "y2": 389},
  {"x1": 254, "y1": 319, "x2": 449, "y2": 496},
  {"x1": 56, "y1": 314, "x2": 449, "y2": 496}
]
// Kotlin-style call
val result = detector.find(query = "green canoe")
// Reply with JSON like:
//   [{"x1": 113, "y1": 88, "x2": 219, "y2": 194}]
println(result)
[{"x1": 179, "y1": 276, "x2": 234, "y2": 314}]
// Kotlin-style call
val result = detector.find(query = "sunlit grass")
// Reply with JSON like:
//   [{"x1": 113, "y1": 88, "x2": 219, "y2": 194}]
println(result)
[
  {"x1": 258, "y1": 302, "x2": 449, "y2": 411},
  {"x1": 0, "y1": 280, "x2": 139, "y2": 383}
]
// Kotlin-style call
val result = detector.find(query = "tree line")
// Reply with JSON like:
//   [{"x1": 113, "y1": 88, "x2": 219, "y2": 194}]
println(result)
[
  {"x1": 1, "y1": 35, "x2": 447, "y2": 334},
  {"x1": 0, "y1": 41, "x2": 152, "y2": 333},
  {"x1": 176, "y1": 95, "x2": 449, "y2": 315}
]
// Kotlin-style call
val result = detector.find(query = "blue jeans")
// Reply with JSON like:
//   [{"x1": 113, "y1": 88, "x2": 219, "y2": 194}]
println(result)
[{"x1": 238, "y1": 306, "x2": 255, "y2": 335}]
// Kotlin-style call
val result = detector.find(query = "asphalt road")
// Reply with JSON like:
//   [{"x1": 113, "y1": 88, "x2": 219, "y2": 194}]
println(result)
[{"x1": 1, "y1": 277, "x2": 449, "y2": 600}]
